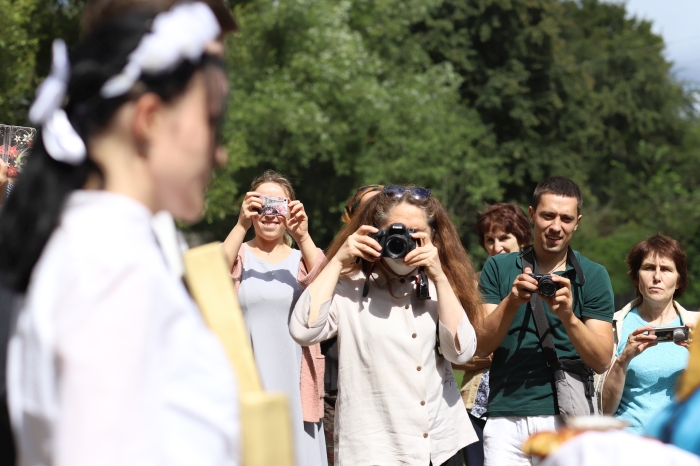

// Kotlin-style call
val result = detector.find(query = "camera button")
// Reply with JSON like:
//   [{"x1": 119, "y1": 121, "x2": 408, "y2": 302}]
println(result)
[
  {"x1": 412, "y1": 333, "x2": 417, "y2": 338},
  {"x1": 416, "y1": 366, "x2": 422, "y2": 371}
]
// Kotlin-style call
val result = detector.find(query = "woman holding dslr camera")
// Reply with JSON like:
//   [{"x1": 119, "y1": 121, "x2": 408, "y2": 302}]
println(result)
[{"x1": 290, "y1": 185, "x2": 480, "y2": 465}]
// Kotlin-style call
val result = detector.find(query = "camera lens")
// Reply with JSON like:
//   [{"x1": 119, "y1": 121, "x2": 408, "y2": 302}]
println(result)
[
  {"x1": 385, "y1": 236, "x2": 408, "y2": 258},
  {"x1": 673, "y1": 329, "x2": 686, "y2": 342},
  {"x1": 538, "y1": 277, "x2": 558, "y2": 298}
]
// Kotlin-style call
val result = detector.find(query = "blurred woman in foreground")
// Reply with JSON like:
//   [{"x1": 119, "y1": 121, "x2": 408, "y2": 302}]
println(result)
[{"x1": 0, "y1": 4, "x2": 240, "y2": 464}]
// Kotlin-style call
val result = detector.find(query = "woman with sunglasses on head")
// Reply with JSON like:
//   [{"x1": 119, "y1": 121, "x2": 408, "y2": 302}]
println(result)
[
  {"x1": 221, "y1": 170, "x2": 327, "y2": 466},
  {"x1": 0, "y1": 4, "x2": 240, "y2": 465},
  {"x1": 291, "y1": 185, "x2": 481, "y2": 465}
]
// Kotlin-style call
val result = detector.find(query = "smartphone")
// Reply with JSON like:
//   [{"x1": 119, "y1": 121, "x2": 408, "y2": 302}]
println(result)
[
  {"x1": 650, "y1": 325, "x2": 689, "y2": 343},
  {"x1": 259, "y1": 196, "x2": 288, "y2": 216}
]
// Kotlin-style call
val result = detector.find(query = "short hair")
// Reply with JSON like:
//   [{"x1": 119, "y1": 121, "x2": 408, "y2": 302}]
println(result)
[
  {"x1": 81, "y1": 0, "x2": 238, "y2": 37},
  {"x1": 476, "y1": 203, "x2": 532, "y2": 249},
  {"x1": 626, "y1": 235, "x2": 688, "y2": 299},
  {"x1": 532, "y1": 177, "x2": 582, "y2": 214}
]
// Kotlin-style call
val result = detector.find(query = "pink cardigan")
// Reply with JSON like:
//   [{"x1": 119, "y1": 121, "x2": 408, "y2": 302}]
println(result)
[{"x1": 231, "y1": 246, "x2": 326, "y2": 422}]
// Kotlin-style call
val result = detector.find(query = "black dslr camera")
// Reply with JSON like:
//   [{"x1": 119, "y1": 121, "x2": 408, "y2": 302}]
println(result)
[
  {"x1": 368, "y1": 223, "x2": 429, "y2": 300},
  {"x1": 528, "y1": 273, "x2": 560, "y2": 298},
  {"x1": 369, "y1": 223, "x2": 417, "y2": 258}
]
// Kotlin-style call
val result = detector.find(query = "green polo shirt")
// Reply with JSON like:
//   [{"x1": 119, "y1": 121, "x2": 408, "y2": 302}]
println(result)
[{"x1": 479, "y1": 250, "x2": 614, "y2": 417}]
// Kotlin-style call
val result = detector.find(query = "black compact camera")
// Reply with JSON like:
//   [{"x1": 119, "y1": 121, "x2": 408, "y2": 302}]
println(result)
[
  {"x1": 369, "y1": 223, "x2": 417, "y2": 259},
  {"x1": 528, "y1": 273, "x2": 560, "y2": 298}
]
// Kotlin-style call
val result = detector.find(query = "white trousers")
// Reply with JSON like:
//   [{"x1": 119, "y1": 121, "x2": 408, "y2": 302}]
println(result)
[{"x1": 483, "y1": 415, "x2": 562, "y2": 466}]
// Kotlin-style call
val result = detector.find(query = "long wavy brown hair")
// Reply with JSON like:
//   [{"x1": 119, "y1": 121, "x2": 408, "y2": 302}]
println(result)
[{"x1": 325, "y1": 186, "x2": 482, "y2": 322}]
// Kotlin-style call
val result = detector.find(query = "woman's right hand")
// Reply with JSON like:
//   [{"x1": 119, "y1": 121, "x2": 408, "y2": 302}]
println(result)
[
  {"x1": 618, "y1": 325, "x2": 657, "y2": 366},
  {"x1": 236, "y1": 192, "x2": 263, "y2": 230},
  {"x1": 333, "y1": 225, "x2": 382, "y2": 267}
]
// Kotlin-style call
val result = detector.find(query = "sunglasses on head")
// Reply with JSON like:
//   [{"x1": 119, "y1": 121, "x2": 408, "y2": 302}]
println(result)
[{"x1": 383, "y1": 185, "x2": 431, "y2": 200}]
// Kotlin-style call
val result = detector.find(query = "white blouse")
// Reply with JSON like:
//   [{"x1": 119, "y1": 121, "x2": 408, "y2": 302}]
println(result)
[
  {"x1": 290, "y1": 268, "x2": 478, "y2": 465},
  {"x1": 7, "y1": 191, "x2": 240, "y2": 466}
]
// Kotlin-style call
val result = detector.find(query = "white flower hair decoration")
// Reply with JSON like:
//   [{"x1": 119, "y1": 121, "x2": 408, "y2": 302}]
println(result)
[
  {"x1": 27, "y1": 2, "x2": 220, "y2": 166},
  {"x1": 28, "y1": 39, "x2": 88, "y2": 165},
  {"x1": 101, "y1": 2, "x2": 221, "y2": 98}
]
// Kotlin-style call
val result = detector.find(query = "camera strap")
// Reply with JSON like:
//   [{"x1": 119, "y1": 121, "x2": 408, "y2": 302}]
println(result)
[{"x1": 520, "y1": 246, "x2": 585, "y2": 369}]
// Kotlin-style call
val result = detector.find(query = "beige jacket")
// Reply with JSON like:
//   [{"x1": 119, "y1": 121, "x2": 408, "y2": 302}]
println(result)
[
  {"x1": 594, "y1": 298, "x2": 699, "y2": 412},
  {"x1": 290, "y1": 269, "x2": 478, "y2": 466}
]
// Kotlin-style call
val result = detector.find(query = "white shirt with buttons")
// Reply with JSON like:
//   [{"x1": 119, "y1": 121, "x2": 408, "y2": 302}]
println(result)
[{"x1": 290, "y1": 268, "x2": 478, "y2": 465}]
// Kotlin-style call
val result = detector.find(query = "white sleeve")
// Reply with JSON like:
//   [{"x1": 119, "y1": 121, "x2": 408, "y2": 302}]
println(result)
[
  {"x1": 289, "y1": 287, "x2": 338, "y2": 345},
  {"x1": 438, "y1": 314, "x2": 477, "y2": 365},
  {"x1": 54, "y1": 262, "x2": 164, "y2": 466}
]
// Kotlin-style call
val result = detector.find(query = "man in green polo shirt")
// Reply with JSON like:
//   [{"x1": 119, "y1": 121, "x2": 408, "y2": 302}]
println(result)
[{"x1": 476, "y1": 177, "x2": 615, "y2": 466}]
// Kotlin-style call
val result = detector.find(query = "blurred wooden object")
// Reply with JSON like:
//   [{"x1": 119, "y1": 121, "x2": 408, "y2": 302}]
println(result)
[
  {"x1": 183, "y1": 243, "x2": 295, "y2": 466},
  {"x1": 677, "y1": 326, "x2": 700, "y2": 401}
]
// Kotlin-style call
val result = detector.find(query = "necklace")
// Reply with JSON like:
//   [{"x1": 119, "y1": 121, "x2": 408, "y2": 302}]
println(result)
[
  {"x1": 385, "y1": 272, "x2": 417, "y2": 300},
  {"x1": 251, "y1": 238, "x2": 281, "y2": 256},
  {"x1": 536, "y1": 253, "x2": 567, "y2": 274}
]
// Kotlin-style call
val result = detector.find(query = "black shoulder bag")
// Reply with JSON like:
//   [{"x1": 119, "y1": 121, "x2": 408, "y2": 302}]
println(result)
[{"x1": 521, "y1": 246, "x2": 598, "y2": 422}]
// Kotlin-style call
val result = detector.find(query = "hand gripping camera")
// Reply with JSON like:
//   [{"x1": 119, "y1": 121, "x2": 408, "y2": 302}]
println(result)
[
  {"x1": 368, "y1": 223, "x2": 417, "y2": 258},
  {"x1": 528, "y1": 273, "x2": 560, "y2": 298}
]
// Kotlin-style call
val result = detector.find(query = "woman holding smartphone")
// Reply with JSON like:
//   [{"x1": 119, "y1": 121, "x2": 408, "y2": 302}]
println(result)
[{"x1": 221, "y1": 170, "x2": 327, "y2": 466}]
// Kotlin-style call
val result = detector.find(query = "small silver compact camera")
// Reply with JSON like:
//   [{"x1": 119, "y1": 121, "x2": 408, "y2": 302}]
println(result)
[
  {"x1": 259, "y1": 196, "x2": 288, "y2": 216},
  {"x1": 651, "y1": 325, "x2": 690, "y2": 343}
]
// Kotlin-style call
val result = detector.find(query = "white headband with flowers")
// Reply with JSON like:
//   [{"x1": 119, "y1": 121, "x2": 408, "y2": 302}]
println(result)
[{"x1": 28, "y1": 2, "x2": 221, "y2": 166}]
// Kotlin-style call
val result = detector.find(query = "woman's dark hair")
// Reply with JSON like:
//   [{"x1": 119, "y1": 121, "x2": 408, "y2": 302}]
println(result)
[
  {"x1": 0, "y1": 10, "x2": 213, "y2": 292},
  {"x1": 476, "y1": 203, "x2": 531, "y2": 250},
  {"x1": 626, "y1": 234, "x2": 688, "y2": 300},
  {"x1": 324, "y1": 186, "x2": 482, "y2": 323}
]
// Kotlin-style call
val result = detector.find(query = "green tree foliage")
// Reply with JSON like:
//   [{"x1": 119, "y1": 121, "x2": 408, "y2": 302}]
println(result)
[
  {"x1": 3, "y1": 0, "x2": 699, "y2": 304},
  {"x1": 417, "y1": 0, "x2": 700, "y2": 304},
  {"x1": 0, "y1": 0, "x2": 83, "y2": 124},
  {"x1": 203, "y1": 0, "x2": 499, "y2": 248}
]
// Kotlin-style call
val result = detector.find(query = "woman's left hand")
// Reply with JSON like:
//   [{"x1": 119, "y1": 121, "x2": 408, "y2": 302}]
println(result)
[
  {"x1": 676, "y1": 321, "x2": 694, "y2": 349},
  {"x1": 283, "y1": 200, "x2": 310, "y2": 244},
  {"x1": 404, "y1": 231, "x2": 445, "y2": 282}
]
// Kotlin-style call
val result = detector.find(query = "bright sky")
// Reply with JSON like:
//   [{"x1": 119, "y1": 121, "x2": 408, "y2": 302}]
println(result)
[{"x1": 603, "y1": 0, "x2": 700, "y2": 85}]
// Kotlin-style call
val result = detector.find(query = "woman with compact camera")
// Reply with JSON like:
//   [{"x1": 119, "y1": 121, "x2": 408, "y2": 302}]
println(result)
[
  {"x1": 221, "y1": 170, "x2": 327, "y2": 466},
  {"x1": 600, "y1": 235, "x2": 698, "y2": 433},
  {"x1": 290, "y1": 185, "x2": 481, "y2": 465}
]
